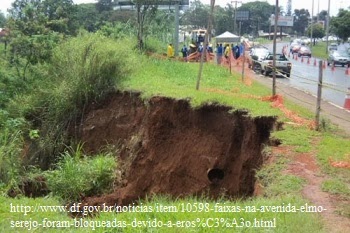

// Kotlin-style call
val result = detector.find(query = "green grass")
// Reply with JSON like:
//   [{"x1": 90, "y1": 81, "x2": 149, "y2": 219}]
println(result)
[
  {"x1": 2, "y1": 36, "x2": 350, "y2": 232},
  {"x1": 310, "y1": 42, "x2": 328, "y2": 59},
  {"x1": 272, "y1": 125, "x2": 319, "y2": 153},
  {"x1": 0, "y1": 195, "x2": 325, "y2": 232},
  {"x1": 121, "y1": 56, "x2": 281, "y2": 117},
  {"x1": 316, "y1": 134, "x2": 350, "y2": 184},
  {"x1": 321, "y1": 179, "x2": 350, "y2": 197},
  {"x1": 44, "y1": 146, "x2": 118, "y2": 202}
]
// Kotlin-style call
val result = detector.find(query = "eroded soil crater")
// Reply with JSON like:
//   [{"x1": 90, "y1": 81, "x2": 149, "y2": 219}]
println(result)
[{"x1": 77, "y1": 91, "x2": 276, "y2": 206}]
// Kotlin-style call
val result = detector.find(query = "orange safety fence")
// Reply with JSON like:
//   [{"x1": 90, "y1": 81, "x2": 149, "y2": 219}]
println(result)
[
  {"x1": 262, "y1": 95, "x2": 316, "y2": 129},
  {"x1": 328, "y1": 156, "x2": 350, "y2": 169}
]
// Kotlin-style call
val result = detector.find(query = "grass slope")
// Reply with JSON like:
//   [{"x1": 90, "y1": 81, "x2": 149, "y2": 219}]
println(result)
[{"x1": 2, "y1": 44, "x2": 350, "y2": 232}]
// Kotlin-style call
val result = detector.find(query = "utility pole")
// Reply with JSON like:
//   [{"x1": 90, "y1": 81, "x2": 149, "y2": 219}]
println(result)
[
  {"x1": 196, "y1": 0, "x2": 215, "y2": 90},
  {"x1": 232, "y1": 1, "x2": 242, "y2": 35},
  {"x1": 310, "y1": 0, "x2": 314, "y2": 47},
  {"x1": 174, "y1": 1, "x2": 180, "y2": 56},
  {"x1": 272, "y1": 0, "x2": 278, "y2": 96},
  {"x1": 325, "y1": 0, "x2": 330, "y2": 54},
  {"x1": 317, "y1": 0, "x2": 320, "y2": 22}
]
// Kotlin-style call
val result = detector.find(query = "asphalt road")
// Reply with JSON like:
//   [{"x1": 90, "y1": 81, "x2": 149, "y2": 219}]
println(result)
[
  {"x1": 249, "y1": 43, "x2": 350, "y2": 136},
  {"x1": 264, "y1": 42, "x2": 350, "y2": 108}
]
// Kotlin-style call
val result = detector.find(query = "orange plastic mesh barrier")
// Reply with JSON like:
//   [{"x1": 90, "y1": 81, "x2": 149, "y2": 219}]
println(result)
[
  {"x1": 262, "y1": 95, "x2": 316, "y2": 129},
  {"x1": 329, "y1": 157, "x2": 350, "y2": 169}
]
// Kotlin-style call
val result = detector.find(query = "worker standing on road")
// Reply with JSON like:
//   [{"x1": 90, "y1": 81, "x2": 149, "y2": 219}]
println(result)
[{"x1": 167, "y1": 43, "x2": 174, "y2": 58}]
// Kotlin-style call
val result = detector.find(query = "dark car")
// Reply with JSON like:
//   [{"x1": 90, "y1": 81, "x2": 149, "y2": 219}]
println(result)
[
  {"x1": 327, "y1": 51, "x2": 350, "y2": 67},
  {"x1": 298, "y1": 46, "x2": 312, "y2": 57}
]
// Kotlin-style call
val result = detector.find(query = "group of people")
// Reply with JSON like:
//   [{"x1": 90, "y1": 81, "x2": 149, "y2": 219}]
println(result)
[
  {"x1": 167, "y1": 43, "x2": 213, "y2": 62},
  {"x1": 167, "y1": 42, "x2": 244, "y2": 64},
  {"x1": 216, "y1": 43, "x2": 244, "y2": 64}
]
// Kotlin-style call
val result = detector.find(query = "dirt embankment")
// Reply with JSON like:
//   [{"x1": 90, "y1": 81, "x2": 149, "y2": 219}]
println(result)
[{"x1": 77, "y1": 91, "x2": 276, "y2": 206}]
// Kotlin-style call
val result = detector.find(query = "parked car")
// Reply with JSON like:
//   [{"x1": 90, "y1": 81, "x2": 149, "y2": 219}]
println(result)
[
  {"x1": 327, "y1": 51, "x2": 350, "y2": 67},
  {"x1": 248, "y1": 46, "x2": 269, "y2": 71},
  {"x1": 290, "y1": 43, "x2": 301, "y2": 54},
  {"x1": 260, "y1": 53, "x2": 292, "y2": 77},
  {"x1": 328, "y1": 43, "x2": 338, "y2": 52},
  {"x1": 298, "y1": 46, "x2": 312, "y2": 57}
]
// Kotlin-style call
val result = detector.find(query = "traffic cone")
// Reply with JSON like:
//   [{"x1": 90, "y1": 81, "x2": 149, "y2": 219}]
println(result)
[
  {"x1": 301, "y1": 57, "x2": 304, "y2": 62},
  {"x1": 346, "y1": 66, "x2": 350, "y2": 75},
  {"x1": 331, "y1": 63, "x2": 335, "y2": 72},
  {"x1": 313, "y1": 58, "x2": 317, "y2": 66},
  {"x1": 295, "y1": 55, "x2": 298, "y2": 61},
  {"x1": 307, "y1": 57, "x2": 310, "y2": 64},
  {"x1": 344, "y1": 88, "x2": 350, "y2": 110}
]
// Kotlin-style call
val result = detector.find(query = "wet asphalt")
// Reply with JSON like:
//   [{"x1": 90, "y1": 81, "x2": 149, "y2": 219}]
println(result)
[{"x1": 263, "y1": 42, "x2": 350, "y2": 108}]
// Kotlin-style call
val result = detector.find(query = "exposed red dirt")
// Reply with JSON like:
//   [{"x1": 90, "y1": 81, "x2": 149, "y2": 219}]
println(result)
[
  {"x1": 276, "y1": 144, "x2": 350, "y2": 233},
  {"x1": 76, "y1": 91, "x2": 276, "y2": 207}
]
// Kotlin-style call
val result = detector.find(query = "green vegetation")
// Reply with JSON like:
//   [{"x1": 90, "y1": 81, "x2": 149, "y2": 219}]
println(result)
[
  {"x1": 321, "y1": 179, "x2": 350, "y2": 197},
  {"x1": 272, "y1": 126, "x2": 318, "y2": 153},
  {"x1": 121, "y1": 56, "x2": 280, "y2": 116},
  {"x1": 1, "y1": 1, "x2": 350, "y2": 232},
  {"x1": 0, "y1": 195, "x2": 325, "y2": 232},
  {"x1": 310, "y1": 42, "x2": 328, "y2": 59},
  {"x1": 44, "y1": 145, "x2": 118, "y2": 202}
]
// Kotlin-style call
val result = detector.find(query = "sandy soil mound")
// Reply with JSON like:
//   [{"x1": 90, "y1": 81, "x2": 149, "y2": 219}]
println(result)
[{"x1": 77, "y1": 91, "x2": 276, "y2": 206}]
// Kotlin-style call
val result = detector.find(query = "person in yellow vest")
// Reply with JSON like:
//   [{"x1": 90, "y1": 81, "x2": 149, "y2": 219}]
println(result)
[
  {"x1": 167, "y1": 43, "x2": 174, "y2": 58},
  {"x1": 224, "y1": 44, "x2": 230, "y2": 59}
]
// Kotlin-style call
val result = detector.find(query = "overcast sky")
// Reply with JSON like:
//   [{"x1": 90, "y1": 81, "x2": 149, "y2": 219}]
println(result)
[{"x1": 0, "y1": 0, "x2": 348, "y2": 17}]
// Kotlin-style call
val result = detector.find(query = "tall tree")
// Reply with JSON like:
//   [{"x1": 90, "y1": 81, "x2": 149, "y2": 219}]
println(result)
[
  {"x1": 0, "y1": 11, "x2": 6, "y2": 27},
  {"x1": 180, "y1": 0, "x2": 209, "y2": 29},
  {"x1": 237, "y1": 1, "x2": 275, "y2": 36},
  {"x1": 135, "y1": 0, "x2": 158, "y2": 51},
  {"x1": 331, "y1": 9, "x2": 350, "y2": 41},
  {"x1": 7, "y1": 0, "x2": 76, "y2": 80},
  {"x1": 213, "y1": 4, "x2": 234, "y2": 35},
  {"x1": 307, "y1": 23, "x2": 325, "y2": 44},
  {"x1": 96, "y1": 0, "x2": 114, "y2": 12},
  {"x1": 292, "y1": 9, "x2": 310, "y2": 36}
]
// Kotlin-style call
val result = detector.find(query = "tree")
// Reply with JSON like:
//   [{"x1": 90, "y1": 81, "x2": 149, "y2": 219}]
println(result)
[
  {"x1": 213, "y1": 5, "x2": 234, "y2": 35},
  {"x1": 96, "y1": 0, "x2": 114, "y2": 13},
  {"x1": 331, "y1": 9, "x2": 350, "y2": 41},
  {"x1": 317, "y1": 10, "x2": 328, "y2": 21},
  {"x1": 0, "y1": 11, "x2": 6, "y2": 27},
  {"x1": 307, "y1": 23, "x2": 325, "y2": 44},
  {"x1": 42, "y1": 0, "x2": 78, "y2": 34},
  {"x1": 75, "y1": 3, "x2": 100, "y2": 32},
  {"x1": 135, "y1": 0, "x2": 158, "y2": 51},
  {"x1": 180, "y1": 0, "x2": 209, "y2": 29},
  {"x1": 292, "y1": 9, "x2": 310, "y2": 36},
  {"x1": 237, "y1": 1, "x2": 275, "y2": 36},
  {"x1": 7, "y1": 0, "x2": 76, "y2": 80}
]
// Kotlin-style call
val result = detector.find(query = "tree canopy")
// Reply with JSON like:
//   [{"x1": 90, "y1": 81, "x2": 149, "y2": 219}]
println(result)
[
  {"x1": 292, "y1": 9, "x2": 310, "y2": 36},
  {"x1": 331, "y1": 9, "x2": 350, "y2": 41},
  {"x1": 0, "y1": 12, "x2": 6, "y2": 27}
]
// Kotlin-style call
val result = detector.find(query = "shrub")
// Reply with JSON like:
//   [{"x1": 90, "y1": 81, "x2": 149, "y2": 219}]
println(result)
[
  {"x1": 44, "y1": 145, "x2": 117, "y2": 202},
  {"x1": 0, "y1": 129, "x2": 23, "y2": 186},
  {"x1": 10, "y1": 34, "x2": 137, "y2": 168}
]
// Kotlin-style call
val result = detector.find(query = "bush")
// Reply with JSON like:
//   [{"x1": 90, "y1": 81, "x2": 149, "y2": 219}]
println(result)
[
  {"x1": 44, "y1": 145, "x2": 117, "y2": 202},
  {"x1": 0, "y1": 129, "x2": 23, "y2": 186},
  {"x1": 9, "y1": 34, "x2": 137, "y2": 168}
]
